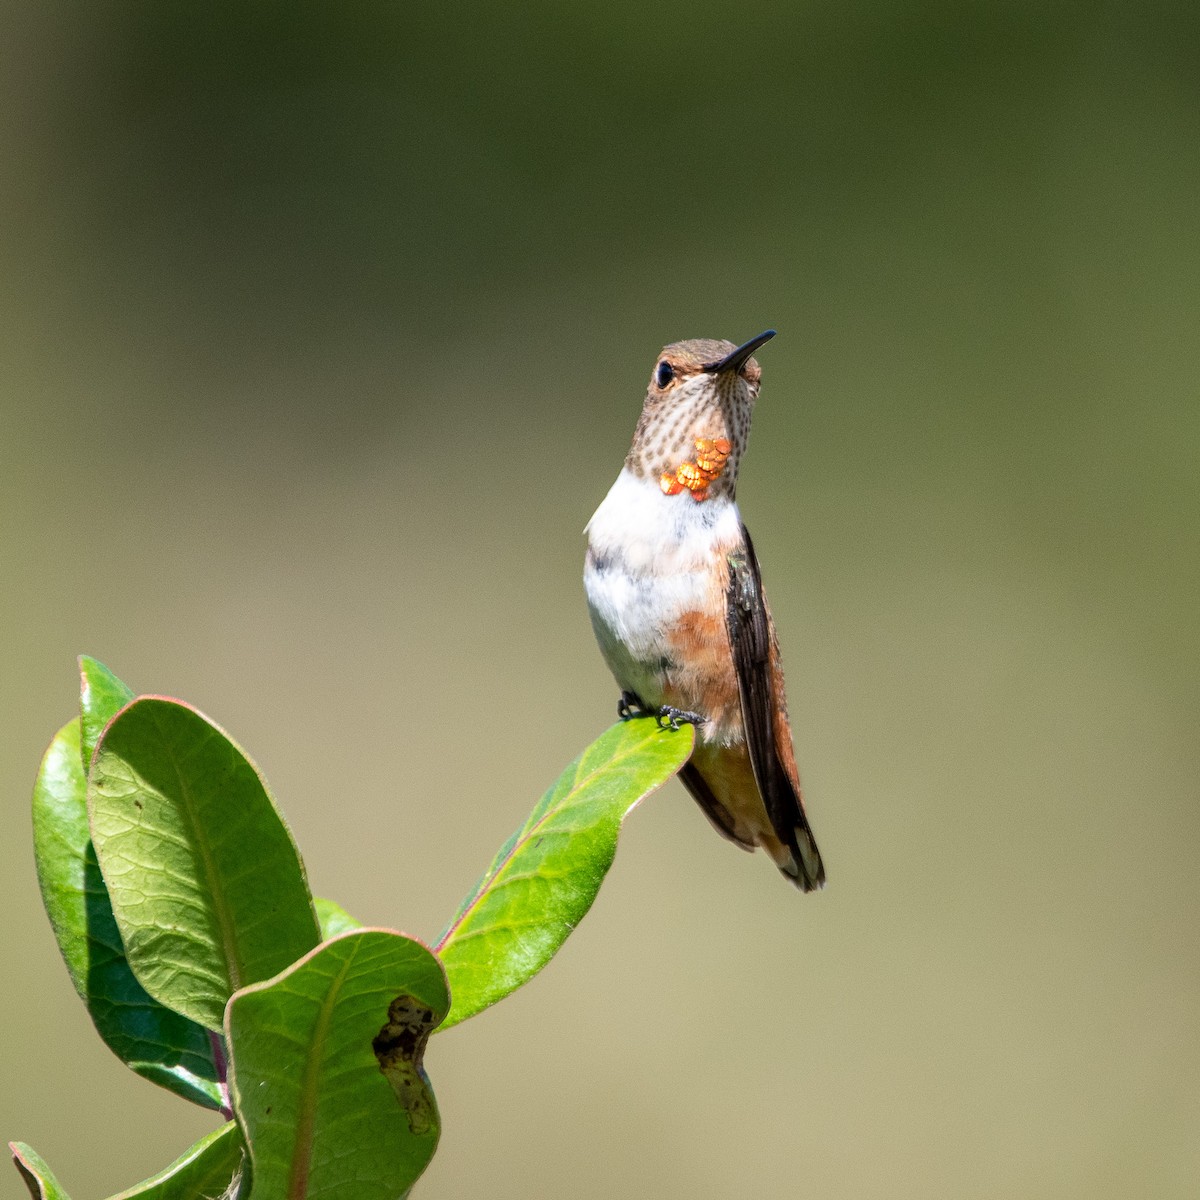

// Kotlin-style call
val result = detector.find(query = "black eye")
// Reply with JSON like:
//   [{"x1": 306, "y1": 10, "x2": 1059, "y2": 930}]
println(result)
[{"x1": 655, "y1": 360, "x2": 675, "y2": 388}]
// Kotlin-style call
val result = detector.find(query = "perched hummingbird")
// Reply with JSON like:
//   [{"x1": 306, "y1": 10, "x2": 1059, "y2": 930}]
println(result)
[{"x1": 584, "y1": 330, "x2": 825, "y2": 890}]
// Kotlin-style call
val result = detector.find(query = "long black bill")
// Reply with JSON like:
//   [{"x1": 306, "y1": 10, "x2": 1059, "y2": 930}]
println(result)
[{"x1": 702, "y1": 329, "x2": 777, "y2": 374}]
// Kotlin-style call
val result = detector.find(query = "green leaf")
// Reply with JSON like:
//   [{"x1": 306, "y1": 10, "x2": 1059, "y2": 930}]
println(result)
[
  {"x1": 226, "y1": 929, "x2": 448, "y2": 1200},
  {"x1": 88, "y1": 697, "x2": 321, "y2": 1030},
  {"x1": 11, "y1": 1124, "x2": 245, "y2": 1200},
  {"x1": 435, "y1": 717, "x2": 694, "y2": 1030},
  {"x1": 315, "y1": 896, "x2": 362, "y2": 940},
  {"x1": 10, "y1": 1143, "x2": 70, "y2": 1200},
  {"x1": 78, "y1": 656, "x2": 135, "y2": 772},
  {"x1": 108, "y1": 1123, "x2": 243, "y2": 1200},
  {"x1": 31, "y1": 718, "x2": 221, "y2": 1109}
]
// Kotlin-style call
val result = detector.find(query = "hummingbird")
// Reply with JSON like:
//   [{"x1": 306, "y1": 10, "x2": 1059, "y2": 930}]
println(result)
[{"x1": 584, "y1": 330, "x2": 825, "y2": 890}]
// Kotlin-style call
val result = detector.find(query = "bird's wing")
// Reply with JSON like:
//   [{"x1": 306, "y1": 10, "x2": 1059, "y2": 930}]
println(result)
[{"x1": 725, "y1": 524, "x2": 825, "y2": 889}]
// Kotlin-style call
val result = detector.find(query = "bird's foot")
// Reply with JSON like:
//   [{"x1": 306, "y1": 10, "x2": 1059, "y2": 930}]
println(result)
[
  {"x1": 618, "y1": 692, "x2": 705, "y2": 731},
  {"x1": 654, "y1": 705, "x2": 706, "y2": 731}
]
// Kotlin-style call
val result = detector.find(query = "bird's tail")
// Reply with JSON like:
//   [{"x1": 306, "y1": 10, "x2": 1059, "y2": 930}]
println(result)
[{"x1": 770, "y1": 817, "x2": 826, "y2": 892}]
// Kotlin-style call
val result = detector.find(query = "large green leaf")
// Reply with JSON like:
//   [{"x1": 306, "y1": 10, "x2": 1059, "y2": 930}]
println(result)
[
  {"x1": 88, "y1": 697, "x2": 321, "y2": 1030},
  {"x1": 31, "y1": 717, "x2": 221, "y2": 1109},
  {"x1": 11, "y1": 1124, "x2": 244, "y2": 1200},
  {"x1": 435, "y1": 717, "x2": 694, "y2": 1030},
  {"x1": 226, "y1": 929, "x2": 448, "y2": 1200}
]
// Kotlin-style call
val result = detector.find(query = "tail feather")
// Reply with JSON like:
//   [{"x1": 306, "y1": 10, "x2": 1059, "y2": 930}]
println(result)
[
  {"x1": 772, "y1": 820, "x2": 826, "y2": 892},
  {"x1": 679, "y1": 750, "x2": 826, "y2": 890}
]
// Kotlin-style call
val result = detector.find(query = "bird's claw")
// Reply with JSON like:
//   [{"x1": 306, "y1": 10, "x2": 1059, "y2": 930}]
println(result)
[
  {"x1": 654, "y1": 705, "x2": 706, "y2": 731},
  {"x1": 618, "y1": 692, "x2": 705, "y2": 730}
]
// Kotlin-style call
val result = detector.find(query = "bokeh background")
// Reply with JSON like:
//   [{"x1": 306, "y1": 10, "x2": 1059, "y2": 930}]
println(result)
[{"x1": 3, "y1": 3, "x2": 1198, "y2": 1197}]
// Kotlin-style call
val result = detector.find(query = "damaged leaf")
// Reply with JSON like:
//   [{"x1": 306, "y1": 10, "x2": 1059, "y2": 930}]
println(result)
[
  {"x1": 372, "y1": 994, "x2": 439, "y2": 1136},
  {"x1": 226, "y1": 928, "x2": 448, "y2": 1200}
]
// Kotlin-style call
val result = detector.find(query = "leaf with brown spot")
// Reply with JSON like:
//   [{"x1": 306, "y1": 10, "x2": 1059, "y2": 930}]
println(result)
[
  {"x1": 227, "y1": 929, "x2": 448, "y2": 1200},
  {"x1": 372, "y1": 994, "x2": 439, "y2": 1135}
]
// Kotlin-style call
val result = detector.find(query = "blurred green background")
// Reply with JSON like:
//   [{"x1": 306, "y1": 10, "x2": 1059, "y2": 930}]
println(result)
[{"x1": 3, "y1": 2, "x2": 1198, "y2": 1196}]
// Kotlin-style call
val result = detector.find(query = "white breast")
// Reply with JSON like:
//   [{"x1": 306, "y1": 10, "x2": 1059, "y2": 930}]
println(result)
[{"x1": 583, "y1": 468, "x2": 742, "y2": 702}]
